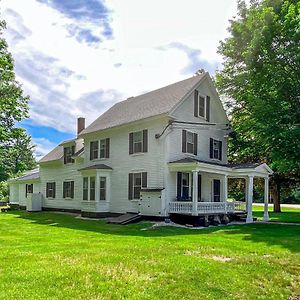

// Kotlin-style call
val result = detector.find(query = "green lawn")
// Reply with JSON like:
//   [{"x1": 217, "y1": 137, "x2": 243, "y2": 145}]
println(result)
[
  {"x1": 253, "y1": 205, "x2": 300, "y2": 223},
  {"x1": 0, "y1": 211, "x2": 299, "y2": 300}
]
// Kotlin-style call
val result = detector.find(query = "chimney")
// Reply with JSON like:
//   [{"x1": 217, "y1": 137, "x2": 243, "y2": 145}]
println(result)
[{"x1": 77, "y1": 117, "x2": 85, "y2": 135}]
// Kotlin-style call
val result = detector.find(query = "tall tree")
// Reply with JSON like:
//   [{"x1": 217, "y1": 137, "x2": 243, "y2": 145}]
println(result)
[
  {"x1": 216, "y1": 0, "x2": 300, "y2": 212},
  {"x1": 0, "y1": 19, "x2": 36, "y2": 182}
]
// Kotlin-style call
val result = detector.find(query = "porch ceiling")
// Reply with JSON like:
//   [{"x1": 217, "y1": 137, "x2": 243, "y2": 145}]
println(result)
[{"x1": 168, "y1": 158, "x2": 273, "y2": 178}]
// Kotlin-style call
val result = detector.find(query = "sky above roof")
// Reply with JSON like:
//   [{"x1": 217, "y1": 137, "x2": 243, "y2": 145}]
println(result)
[{"x1": 1, "y1": 0, "x2": 240, "y2": 159}]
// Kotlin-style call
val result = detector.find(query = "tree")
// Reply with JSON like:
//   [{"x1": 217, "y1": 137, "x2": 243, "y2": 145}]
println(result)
[
  {"x1": 216, "y1": 0, "x2": 300, "y2": 212},
  {"x1": 0, "y1": 19, "x2": 36, "y2": 185}
]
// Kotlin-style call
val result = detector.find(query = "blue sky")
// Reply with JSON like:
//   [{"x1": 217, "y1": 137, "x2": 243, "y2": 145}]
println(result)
[{"x1": 1, "y1": 0, "x2": 240, "y2": 159}]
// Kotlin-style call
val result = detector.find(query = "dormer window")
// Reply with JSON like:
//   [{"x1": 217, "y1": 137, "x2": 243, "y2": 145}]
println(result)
[{"x1": 64, "y1": 146, "x2": 75, "y2": 164}]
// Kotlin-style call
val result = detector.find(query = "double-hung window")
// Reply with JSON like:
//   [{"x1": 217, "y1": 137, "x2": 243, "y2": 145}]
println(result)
[
  {"x1": 210, "y1": 138, "x2": 222, "y2": 160},
  {"x1": 64, "y1": 146, "x2": 75, "y2": 164},
  {"x1": 46, "y1": 182, "x2": 56, "y2": 198},
  {"x1": 99, "y1": 177, "x2": 106, "y2": 200},
  {"x1": 128, "y1": 172, "x2": 147, "y2": 200},
  {"x1": 198, "y1": 95, "x2": 206, "y2": 118},
  {"x1": 25, "y1": 184, "x2": 33, "y2": 198},
  {"x1": 182, "y1": 130, "x2": 198, "y2": 155},
  {"x1": 63, "y1": 181, "x2": 74, "y2": 198},
  {"x1": 90, "y1": 141, "x2": 99, "y2": 160},
  {"x1": 83, "y1": 177, "x2": 88, "y2": 200},
  {"x1": 129, "y1": 130, "x2": 148, "y2": 154}
]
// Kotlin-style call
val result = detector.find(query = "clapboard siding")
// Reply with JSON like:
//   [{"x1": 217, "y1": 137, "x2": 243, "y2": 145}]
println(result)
[{"x1": 83, "y1": 116, "x2": 168, "y2": 213}]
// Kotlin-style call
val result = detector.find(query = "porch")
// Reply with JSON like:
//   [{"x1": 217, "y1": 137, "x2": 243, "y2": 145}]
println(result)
[{"x1": 168, "y1": 158, "x2": 273, "y2": 222}]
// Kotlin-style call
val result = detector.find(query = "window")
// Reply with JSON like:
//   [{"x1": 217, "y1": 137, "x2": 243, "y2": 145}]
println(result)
[
  {"x1": 25, "y1": 184, "x2": 33, "y2": 198},
  {"x1": 182, "y1": 173, "x2": 190, "y2": 200},
  {"x1": 129, "y1": 130, "x2": 148, "y2": 154},
  {"x1": 128, "y1": 172, "x2": 147, "y2": 200},
  {"x1": 182, "y1": 130, "x2": 197, "y2": 155},
  {"x1": 90, "y1": 177, "x2": 96, "y2": 200},
  {"x1": 99, "y1": 177, "x2": 106, "y2": 200},
  {"x1": 90, "y1": 141, "x2": 99, "y2": 160},
  {"x1": 64, "y1": 146, "x2": 75, "y2": 164},
  {"x1": 83, "y1": 177, "x2": 88, "y2": 200},
  {"x1": 46, "y1": 182, "x2": 56, "y2": 198},
  {"x1": 210, "y1": 138, "x2": 222, "y2": 160},
  {"x1": 63, "y1": 181, "x2": 74, "y2": 198},
  {"x1": 198, "y1": 95, "x2": 206, "y2": 118},
  {"x1": 100, "y1": 138, "x2": 110, "y2": 159}
]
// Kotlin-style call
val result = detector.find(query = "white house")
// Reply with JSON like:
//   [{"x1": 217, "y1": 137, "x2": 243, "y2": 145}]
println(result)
[{"x1": 9, "y1": 72, "x2": 273, "y2": 225}]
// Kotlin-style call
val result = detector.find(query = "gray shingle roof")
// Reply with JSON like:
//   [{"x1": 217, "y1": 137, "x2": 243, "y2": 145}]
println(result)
[
  {"x1": 80, "y1": 74, "x2": 206, "y2": 135},
  {"x1": 14, "y1": 168, "x2": 40, "y2": 181}
]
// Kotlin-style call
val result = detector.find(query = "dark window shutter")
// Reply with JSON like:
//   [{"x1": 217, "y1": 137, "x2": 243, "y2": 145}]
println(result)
[
  {"x1": 63, "y1": 148, "x2": 67, "y2": 164},
  {"x1": 177, "y1": 172, "x2": 182, "y2": 200},
  {"x1": 206, "y1": 96, "x2": 210, "y2": 122},
  {"x1": 89, "y1": 142, "x2": 92, "y2": 160},
  {"x1": 106, "y1": 138, "x2": 110, "y2": 158},
  {"x1": 210, "y1": 138, "x2": 213, "y2": 158},
  {"x1": 53, "y1": 183, "x2": 56, "y2": 198},
  {"x1": 193, "y1": 133, "x2": 198, "y2": 155},
  {"x1": 46, "y1": 183, "x2": 49, "y2": 198},
  {"x1": 182, "y1": 130, "x2": 187, "y2": 153},
  {"x1": 142, "y1": 172, "x2": 147, "y2": 188},
  {"x1": 128, "y1": 173, "x2": 133, "y2": 200},
  {"x1": 198, "y1": 174, "x2": 201, "y2": 201},
  {"x1": 194, "y1": 90, "x2": 199, "y2": 117},
  {"x1": 143, "y1": 130, "x2": 148, "y2": 152},
  {"x1": 71, "y1": 181, "x2": 74, "y2": 198},
  {"x1": 219, "y1": 141, "x2": 222, "y2": 160},
  {"x1": 129, "y1": 133, "x2": 133, "y2": 155},
  {"x1": 63, "y1": 182, "x2": 66, "y2": 198},
  {"x1": 71, "y1": 146, "x2": 75, "y2": 163}
]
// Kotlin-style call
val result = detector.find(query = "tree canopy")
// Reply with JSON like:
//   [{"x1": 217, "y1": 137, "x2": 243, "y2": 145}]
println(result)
[
  {"x1": 0, "y1": 19, "x2": 36, "y2": 182},
  {"x1": 216, "y1": 0, "x2": 300, "y2": 210}
]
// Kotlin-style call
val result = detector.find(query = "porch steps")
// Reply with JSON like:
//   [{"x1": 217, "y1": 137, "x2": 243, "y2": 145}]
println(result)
[{"x1": 106, "y1": 213, "x2": 142, "y2": 225}]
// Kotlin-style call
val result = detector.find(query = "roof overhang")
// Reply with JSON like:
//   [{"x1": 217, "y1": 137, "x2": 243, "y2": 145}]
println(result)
[{"x1": 168, "y1": 159, "x2": 273, "y2": 178}]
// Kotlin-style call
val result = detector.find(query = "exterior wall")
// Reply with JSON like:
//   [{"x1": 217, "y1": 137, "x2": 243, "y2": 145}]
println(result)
[
  {"x1": 17, "y1": 181, "x2": 41, "y2": 206},
  {"x1": 83, "y1": 116, "x2": 168, "y2": 214},
  {"x1": 39, "y1": 160, "x2": 84, "y2": 210},
  {"x1": 9, "y1": 183, "x2": 19, "y2": 204}
]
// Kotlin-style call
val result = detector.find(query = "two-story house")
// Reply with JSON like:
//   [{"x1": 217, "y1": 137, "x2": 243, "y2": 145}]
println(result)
[{"x1": 9, "y1": 72, "x2": 273, "y2": 225}]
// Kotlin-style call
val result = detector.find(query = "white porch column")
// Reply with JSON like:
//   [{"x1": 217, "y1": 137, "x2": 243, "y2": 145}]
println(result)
[
  {"x1": 263, "y1": 177, "x2": 270, "y2": 221},
  {"x1": 246, "y1": 175, "x2": 254, "y2": 223},
  {"x1": 192, "y1": 170, "x2": 198, "y2": 216},
  {"x1": 224, "y1": 175, "x2": 228, "y2": 202},
  {"x1": 245, "y1": 177, "x2": 248, "y2": 212}
]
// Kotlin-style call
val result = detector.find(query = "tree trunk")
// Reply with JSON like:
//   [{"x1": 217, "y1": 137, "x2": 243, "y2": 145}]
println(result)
[{"x1": 270, "y1": 177, "x2": 281, "y2": 212}]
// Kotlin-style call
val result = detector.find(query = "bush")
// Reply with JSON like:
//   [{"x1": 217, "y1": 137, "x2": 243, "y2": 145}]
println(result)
[{"x1": 0, "y1": 182, "x2": 9, "y2": 202}]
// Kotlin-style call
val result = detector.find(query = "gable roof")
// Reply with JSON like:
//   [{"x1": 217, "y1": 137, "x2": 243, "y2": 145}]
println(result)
[
  {"x1": 8, "y1": 168, "x2": 40, "y2": 182},
  {"x1": 80, "y1": 73, "x2": 207, "y2": 135}
]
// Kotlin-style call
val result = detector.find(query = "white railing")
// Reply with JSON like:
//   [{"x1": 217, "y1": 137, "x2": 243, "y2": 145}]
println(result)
[
  {"x1": 169, "y1": 201, "x2": 245, "y2": 214},
  {"x1": 234, "y1": 201, "x2": 246, "y2": 212},
  {"x1": 169, "y1": 201, "x2": 193, "y2": 213}
]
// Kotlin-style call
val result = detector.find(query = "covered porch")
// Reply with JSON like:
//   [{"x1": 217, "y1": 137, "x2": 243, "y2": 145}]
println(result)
[{"x1": 168, "y1": 158, "x2": 273, "y2": 223}]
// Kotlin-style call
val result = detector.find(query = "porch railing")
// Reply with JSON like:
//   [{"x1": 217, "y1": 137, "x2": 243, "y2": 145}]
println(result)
[{"x1": 169, "y1": 201, "x2": 246, "y2": 215}]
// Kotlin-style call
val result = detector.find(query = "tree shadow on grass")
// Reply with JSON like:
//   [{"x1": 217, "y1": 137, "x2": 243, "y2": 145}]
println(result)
[{"x1": 6, "y1": 210, "x2": 300, "y2": 253}]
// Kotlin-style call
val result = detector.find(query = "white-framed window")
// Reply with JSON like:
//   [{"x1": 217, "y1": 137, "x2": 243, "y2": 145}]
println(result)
[
  {"x1": 25, "y1": 184, "x2": 33, "y2": 198},
  {"x1": 90, "y1": 141, "x2": 99, "y2": 160},
  {"x1": 83, "y1": 177, "x2": 88, "y2": 200},
  {"x1": 63, "y1": 181, "x2": 74, "y2": 198},
  {"x1": 64, "y1": 146, "x2": 75, "y2": 164},
  {"x1": 133, "y1": 173, "x2": 142, "y2": 199},
  {"x1": 100, "y1": 139, "x2": 106, "y2": 158},
  {"x1": 182, "y1": 172, "x2": 190, "y2": 199},
  {"x1": 210, "y1": 138, "x2": 222, "y2": 160},
  {"x1": 46, "y1": 182, "x2": 56, "y2": 198},
  {"x1": 186, "y1": 131, "x2": 195, "y2": 154},
  {"x1": 128, "y1": 172, "x2": 147, "y2": 200},
  {"x1": 90, "y1": 177, "x2": 96, "y2": 201},
  {"x1": 99, "y1": 177, "x2": 106, "y2": 200},
  {"x1": 198, "y1": 95, "x2": 206, "y2": 118},
  {"x1": 133, "y1": 131, "x2": 143, "y2": 153}
]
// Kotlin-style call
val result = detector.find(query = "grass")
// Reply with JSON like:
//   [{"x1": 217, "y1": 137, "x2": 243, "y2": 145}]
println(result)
[
  {"x1": 253, "y1": 205, "x2": 300, "y2": 223},
  {"x1": 0, "y1": 211, "x2": 299, "y2": 300}
]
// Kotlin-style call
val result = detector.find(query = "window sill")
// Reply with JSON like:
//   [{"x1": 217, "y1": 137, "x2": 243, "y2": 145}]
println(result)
[
  {"x1": 130, "y1": 199, "x2": 140, "y2": 202},
  {"x1": 130, "y1": 153, "x2": 145, "y2": 157},
  {"x1": 63, "y1": 198, "x2": 73, "y2": 200},
  {"x1": 90, "y1": 157, "x2": 108, "y2": 162}
]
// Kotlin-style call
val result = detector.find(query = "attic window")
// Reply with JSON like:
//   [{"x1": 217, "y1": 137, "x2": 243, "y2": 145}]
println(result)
[
  {"x1": 64, "y1": 146, "x2": 75, "y2": 164},
  {"x1": 198, "y1": 96, "x2": 206, "y2": 118}
]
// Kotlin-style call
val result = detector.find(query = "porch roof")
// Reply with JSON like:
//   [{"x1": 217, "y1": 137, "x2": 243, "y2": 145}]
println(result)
[
  {"x1": 168, "y1": 158, "x2": 273, "y2": 177},
  {"x1": 78, "y1": 164, "x2": 112, "y2": 171}
]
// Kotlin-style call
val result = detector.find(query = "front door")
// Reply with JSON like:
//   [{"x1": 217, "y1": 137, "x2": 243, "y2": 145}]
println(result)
[{"x1": 213, "y1": 179, "x2": 221, "y2": 202}]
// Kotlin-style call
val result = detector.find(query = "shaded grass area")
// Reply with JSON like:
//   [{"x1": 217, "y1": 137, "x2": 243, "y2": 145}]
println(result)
[
  {"x1": 0, "y1": 210, "x2": 299, "y2": 300},
  {"x1": 253, "y1": 205, "x2": 300, "y2": 223}
]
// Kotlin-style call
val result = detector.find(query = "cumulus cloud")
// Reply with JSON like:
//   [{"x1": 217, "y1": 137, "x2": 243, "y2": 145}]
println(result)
[{"x1": 32, "y1": 137, "x2": 57, "y2": 159}]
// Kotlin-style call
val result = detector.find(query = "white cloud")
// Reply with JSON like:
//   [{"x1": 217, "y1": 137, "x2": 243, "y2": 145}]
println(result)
[
  {"x1": 32, "y1": 137, "x2": 57, "y2": 159},
  {"x1": 1, "y1": 0, "x2": 239, "y2": 134}
]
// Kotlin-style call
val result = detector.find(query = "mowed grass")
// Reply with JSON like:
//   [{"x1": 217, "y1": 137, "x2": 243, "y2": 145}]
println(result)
[
  {"x1": 0, "y1": 211, "x2": 299, "y2": 300},
  {"x1": 253, "y1": 205, "x2": 300, "y2": 223}
]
